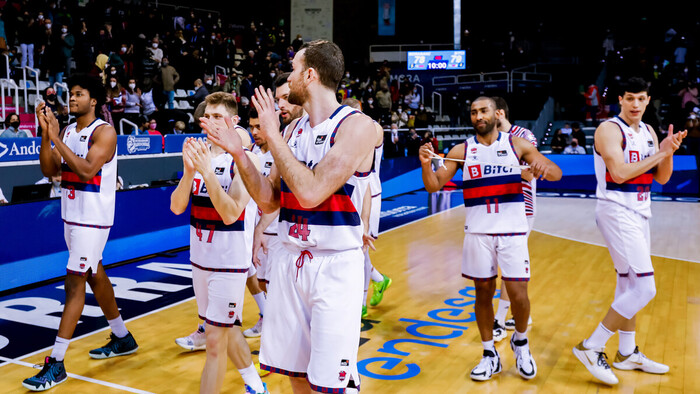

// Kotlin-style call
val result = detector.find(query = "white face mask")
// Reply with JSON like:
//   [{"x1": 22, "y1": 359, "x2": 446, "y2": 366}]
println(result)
[
  {"x1": 205, "y1": 80, "x2": 212, "y2": 85},
  {"x1": 110, "y1": 70, "x2": 117, "y2": 75},
  {"x1": 129, "y1": 83, "x2": 136, "y2": 89},
  {"x1": 38, "y1": 15, "x2": 44, "y2": 20},
  {"x1": 152, "y1": 43, "x2": 158, "y2": 48},
  {"x1": 61, "y1": 28, "x2": 67, "y2": 33},
  {"x1": 45, "y1": 23, "x2": 52, "y2": 29},
  {"x1": 110, "y1": 81, "x2": 117, "y2": 88},
  {"x1": 367, "y1": 99, "x2": 373, "y2": 104},
  {"x1": 211, "y1": 35, "x2": 216, "y2": 40}
]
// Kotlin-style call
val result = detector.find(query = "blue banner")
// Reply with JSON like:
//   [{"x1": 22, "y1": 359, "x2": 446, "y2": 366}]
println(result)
[
  {"x1": 378, "y1": 0, "x2": 395, "y2": 36},
  {"x1": 0, "y1": 138, "x2": 42, "y2": 162},
  {"x1": 116, "y1": 134, "x2": 162, "y2": 155},
  {"x1": 164, "y1": 134, "x2": 205, "y2": 153}
]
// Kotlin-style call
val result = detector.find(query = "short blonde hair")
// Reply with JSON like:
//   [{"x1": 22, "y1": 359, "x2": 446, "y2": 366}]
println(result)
[{"x1": 204, "y1": 92, "x2": 238, "y2": 116}]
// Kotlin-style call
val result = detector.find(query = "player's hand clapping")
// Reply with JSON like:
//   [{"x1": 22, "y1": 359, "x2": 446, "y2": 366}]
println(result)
[
  {"x1": 659, "y1": 124, "x2": 687, "y2": 155},
  {"x1": 251, "y1": 86, "x2": 281, "y2": 140},
  {"x1": 201, "y1": 116, "x2": 243, "y2": 156},
  {"x1": 188, "y1": 138, "x2": 212, "y2": 176},
  {"x1": 181, "y1": 137, "x2": 197, "y2": 175}
]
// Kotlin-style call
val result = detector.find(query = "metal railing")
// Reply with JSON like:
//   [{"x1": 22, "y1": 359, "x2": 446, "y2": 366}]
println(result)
[
  {"x1": 54, "y1": 82, "x2": 69, "y2": 111},
  {"x1": 431, "y1": 91, "x2": 442, "y2": 117},
  {"x1": 3, "y1": 54, "x2": 10, "y2": 79},
  {"x1": 0, "y1": 79, "x2": 21, "y2": 121},
  {"x1": 22, "y1": 66, "x2": 40, "y2": 113},
  {"x1": 119, "y1": 118, "x2": 139, "y2": 135}
]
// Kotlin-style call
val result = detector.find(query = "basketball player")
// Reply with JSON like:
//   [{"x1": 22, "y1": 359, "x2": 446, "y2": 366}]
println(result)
[
  {"x1": 24, "y1": 74, "x2": 138, "y2": 392},
  {"x1": 170, "y1": 92, "x2": 268, "y2": 394},
  {"x1": 204, "y1": 40, "x2": 376, "y2": 394},
  {"x1": 342, "y1": 97, "x2": 392, "y2": 318},
  {"x1": 420, "y1": 96, "x2": 561, "y2": 381},
  {"x1": 573, "y1": 77, "x2": 686, "y2": 385},
  {"x1": 492, "y1": 96, "x2": 537, "y2": 341},
  {"x1": 243, "y1": 73, "x2": 306, "y2": 338}
]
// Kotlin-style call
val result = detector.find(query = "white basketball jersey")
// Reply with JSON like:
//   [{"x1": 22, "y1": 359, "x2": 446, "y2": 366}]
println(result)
[
  {"x1": 594, "y1": 116, "x2": 656, "y2": 218},
  {"x1": 190, "y1": 152, "x2": 252, "y2": 270},
  {"x1": 368, "y1": 121, "x2": 383, "y2": 197},
  {"x1": 252, "y1": 144, "x2": 279, "y2": 235},
  {"x1": 508, "y1": 125, "x2": 537, "y2": 218},
  {"x1": 462, "y1": 132, "x2": 528, "y2": 234},
  {"x1": 60, "y1": 119, "x2": 116, "y2": 227},
  {"x1": 280, "y1": 105, "x2": 370, "y2": 252}
]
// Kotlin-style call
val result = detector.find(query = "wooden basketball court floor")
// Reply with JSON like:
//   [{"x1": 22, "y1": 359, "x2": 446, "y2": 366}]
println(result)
[{"x1": 1, "y1": 196, "x2": 699, "y2": 393}]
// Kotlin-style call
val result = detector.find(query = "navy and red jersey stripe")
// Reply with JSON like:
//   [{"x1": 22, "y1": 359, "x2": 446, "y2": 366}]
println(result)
[
  {"x1": 279, "y1": 179, "x2": 361, "y2": 226},
  {"x1": 463, "y1": 173, "x2": 524, "y2": 207},
  {"x1": 605, "y1": 171, "x2": 653, "y2": 192},
  {"x1": 190, "y1": 195, "x2": 245, "y2": 231},
  {"x1": 60, "y1": 163, "x2": 102, "y2": 192}
]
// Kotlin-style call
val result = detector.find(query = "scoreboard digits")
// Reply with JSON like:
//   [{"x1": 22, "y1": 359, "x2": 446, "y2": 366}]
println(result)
[{"x1": 407, "y1": 50, "x2": 466, "y2": 71}]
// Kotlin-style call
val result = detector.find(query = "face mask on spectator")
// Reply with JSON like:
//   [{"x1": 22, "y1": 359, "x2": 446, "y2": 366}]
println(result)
[
  {"x1": 162, "y1": 60, "x2": 169, "y2": 66},
  {"x1": 129, "y1": 83, "x2": 136, "y2": 89},
  {"x1": 149, "y1": 123, "x2": 157, "y2": 129},
  {"x1": 205, "y1": 79, "x2": 212, "y2": 85},
  {"x1": 211, "y1": 35, "x2": 216, "y2": 40},
  {"x1": 38, "y1": 14, "x2": 44, "y2": 20},
  {"x1": 61, "y1": 28, "x2": 67, "y2": 33},
  {"x1": 45, "y1": 23, "x2": 52, "y2": 29},
  {"x1": 398, "y1": 109, "x2": 402, "y2": 113},
  {"x1": 111, "y1": 70, "x2": 117, "y2": 75},
  {"x1": 110, "y1": 81, "x2": 117, "y2": 88},
  {"x1": 47, "y1": 94, "x2": 56, "y2": 101},
  {"x1": 121, "y1": 47, "x2": 127, "y2": 53},
  {"x1": 367, "y1": 99, "x2": 373, "y2": 105},
  {"x1": 269, "y1": 72, "x2": 275, "y2": 78},
  {"x1": 10, "y1": 121, "x2": 20, "y2": 129},
  {"x1": 152, "y1": 43, "x2": 158, "y2": 48}
]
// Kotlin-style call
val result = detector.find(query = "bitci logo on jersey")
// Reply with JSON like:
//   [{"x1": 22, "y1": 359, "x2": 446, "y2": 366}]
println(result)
[
  {"x1": 629, "y1": 151, "x2": 640, "y2": 163},
  {"x1": 467, "y1": 165, "x2": 482, "y2": 179}
]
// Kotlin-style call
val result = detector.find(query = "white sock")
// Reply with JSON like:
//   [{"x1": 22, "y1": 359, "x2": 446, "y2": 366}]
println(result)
[
  {"x1": 494, "y1": 300, "x2": 510, "y2": 326},
  {"x1": 238, "y1": 363, "x2": 264, "y2": 393},
  {"x1": 514, "y1": 330, "x2": 528, "y2": 343},
  {"x1": 618, "y1": 330, "x2": 636, "y2": 356},
  {"x1": 584, "y1": 323, "x2": 614, "y2": 350},
  {"x1": 370, "y1": 267, "x2": 384, "y2": 283},
  {"x1": 108, "y1": 315, "x2": 129, "y2": 338},
  {"x1": 482, "y1": 340, "x2": 495, "y2": 352},
  {"x1": 50, "y1": 337, "x2": 70, "y2": 361},
  {"x1": 252, "y1": 292, "x2": 266, "y2": 317}
]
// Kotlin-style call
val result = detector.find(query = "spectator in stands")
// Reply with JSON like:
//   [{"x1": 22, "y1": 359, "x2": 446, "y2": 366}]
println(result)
[
  {"x1": 421, "y1": 131, "x2": 438, "y2": 153},
  {"x1": 147, "y1": 117, "x2": 165, "y2": 151},
  {"x1": 59, "y1": 24, "x2": 74, "y2": 77},
  {"x1": 157, "y1": 57, "x2": 180, "y2": 109},
  {"x1": 106, "y1": 76, "x2": 126, "y2": 125},
  {"x1": 240, "y1": 72, "x2": 255, "y2": 100},
  {"x1": 187, "y1": 78, "x2": 209, "y2": 108},
  {"x1": 384, "y1": 123, "x2": 402, "y2": 158},
  {"x1": 678, "y1": 81, "x2": 698, "y2": 114},
  {"x1": 147, "y1": 36, "x2": 163, "y2": 66},
  {"x1": 223, "y1": 69, "x2": 241, "y2": 96},
  {"x1": 560, "y1": 122, "x2": 573, "y2": 137},
  {"x1": 563, "y1": 138, "x2": 586, "y2": 154},
  {"x1": 171, "y1": 120, "x2": 186, "y2": 135},
  {"x1": 550, "y1": 128, "x2": 568, "y2": 154},
  {"x1": 18, "y1": 11, "x2": 38, "y2": 69},
  {"x1": 406, "y1": 127, "x2": 422, "y2": 156},
  {"x1": 363, "y1": 96, "x2": 378, "y2": 121},
  {"x1": 376, "y1": 84, "x2": 392, "y2": 121},
  {"x1": 570, "y1": 122, "x2": 587, "y2": 153},
  {"x1": 0, "y1": 187, "x2": 7, "y2": 204},
  {"x1": 43, "y1": 87, "x2": 60, "y2": 115},
  {"x1": 583, "y1": 82, "x2": 601, "y2": 126},
  {"x1": 204, "y1": 74, "x2": 221, "y2": 93},
  {"x1": 1, "y1": 114, "x2": 30, "y2": 138},
  {"x1": 140, "y1": 79, "x2": 157, "y2": 118},
  {"x1": 414, "y1": 104, "x2": 429, "y2": 128},
  {"x1": 119, "y1": 43, "x2": 135, "y2": 79},
  {"x1": 123, "y1": 78, "x2": 141, "y2": 125},
  {"x1": 405, "y1": 86, "x2": 421, "y2": 110}
]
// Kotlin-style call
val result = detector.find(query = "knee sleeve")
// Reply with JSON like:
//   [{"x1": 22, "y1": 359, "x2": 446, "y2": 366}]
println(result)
[
  {"x1": 611, "y1": 274, "x2": 656, "y2": 319},
  {"x1": 613, "y1": 272, "x2": 630, "y2": 301}
]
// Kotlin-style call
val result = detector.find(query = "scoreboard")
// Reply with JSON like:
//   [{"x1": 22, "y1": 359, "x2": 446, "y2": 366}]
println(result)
[{"x1": 407, "y1": 50, "x2": 466, "y2": 71}]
